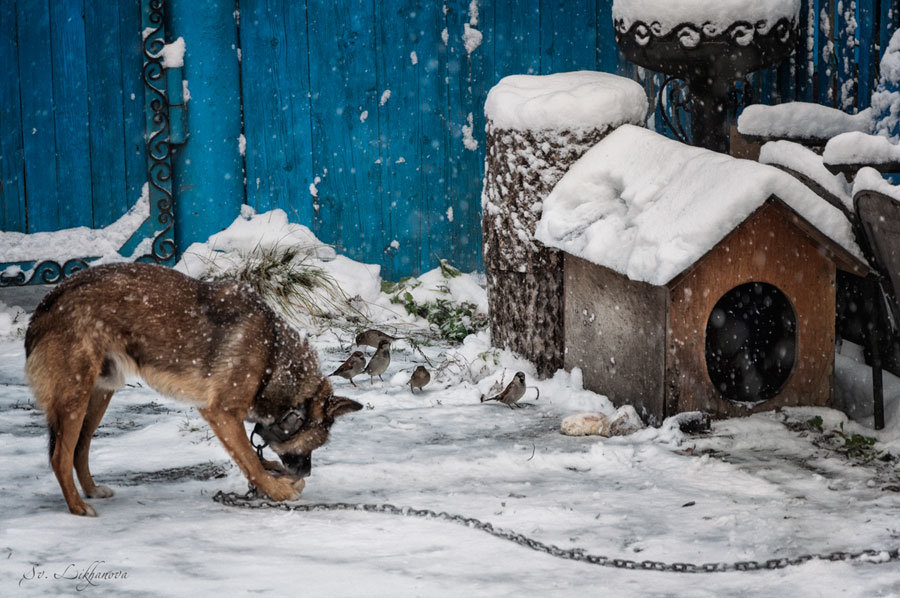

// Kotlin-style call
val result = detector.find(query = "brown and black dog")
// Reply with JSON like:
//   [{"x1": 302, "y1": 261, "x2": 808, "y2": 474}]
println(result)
[{"x1": 25, "y1": 262, "x2": 362, "y2": 516}]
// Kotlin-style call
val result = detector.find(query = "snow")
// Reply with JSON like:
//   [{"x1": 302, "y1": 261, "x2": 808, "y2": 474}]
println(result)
[
  {"x1": 871, "y1": 29, "x2": 900, "y2": 142},
  {"x1": 535, "y1": 125, "x2": 863, "y2": 286},
  {"x1": 237, "y1": 133, "x2": 246, "y2": 156},
  {"x1": 737, "y1": 103, "x2": 873, "y2": 140},
  {"x1": 484, "y1": 71, "x2": 648, "y2": 133},
  {"x1": 461, "y1": 112, "x2": 478, "y2": 151},
  {"x1": 409, "y1": 51, "x2": 418, "y2": 65},
  {"x1": 852, "y1": 166, "x2": 900, "y2": 203},
  {"x1": 159, "y1": 37, "x2": 186, "y2": 69},
  {"x1": 3, "y1": 206, "x2": 900, "y2": 593},
  {"x1": 2, "y1": 311, "x2": 900, "y2": 594},
  {"x1": 758, "y1": 140, "x2": 853, "y2": 211},
  {"x1": 462, "y1": 23, "x2": 483, "y2": 55},
  {"x1": 380, "y1": 90, "x2": 391, "y2": 106},
  {"x1": 823, "y1": 131, "x2": 900, "y2": 167},
  {"x1": 174, "y1": 206, "x2": 486, "y2": 329},
  {"x1": 0, "y1": 184, "x2": 150, "y2": 265},
  {"x1": 612, "y1": 0, "x2": 801, "y2": 36},
  {"x1": 462, "y1": 0, "x2": 482, "y2": 54}
]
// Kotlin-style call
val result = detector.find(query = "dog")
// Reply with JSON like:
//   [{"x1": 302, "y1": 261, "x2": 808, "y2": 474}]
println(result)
[{"x1": 25, "y1": 262, "x2": 362, "y2": 516}]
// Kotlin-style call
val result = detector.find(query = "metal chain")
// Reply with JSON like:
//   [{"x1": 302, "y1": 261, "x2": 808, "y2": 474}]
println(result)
[{"x1": 213, "y1": 488, "x2": 900, "y2": 573}]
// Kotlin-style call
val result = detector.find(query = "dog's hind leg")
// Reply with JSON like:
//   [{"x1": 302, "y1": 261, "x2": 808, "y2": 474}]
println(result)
[
  {"x1": 74, "y1": 388, "x2": 115, "y2": 499},
  {"x1": 48, "y1": 382, "x2": 97, "y2": 517}
]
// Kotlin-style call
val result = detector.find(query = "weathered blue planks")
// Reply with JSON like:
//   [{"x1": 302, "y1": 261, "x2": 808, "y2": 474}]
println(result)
[
  {"x1": 2, "y1": 0, "x2": 146, "y2": 237},
  {"x1": 0, "y1": 0, "x2": 25, "y2": 233},
  {"x1": 119, "y1": 0, "x2": 145, "y2": 210},
  {"x1": 85, "y1": 0, "x2": 128, "y2": 227},
  {"x1": 539, "y1": 0, "x2": 598, "y2": 73},
  {"x1": 167, "y1": 0, "x2": 244, "y2": 252},
  {"x1": 306, "y1": 0, "x2": 380, "y2": 267},
  {"x1": 49, "y1": 0, "x2": 93, "y2": 228},
  {"x1": 238, "y1": 0, "x2": 315, "y2": 222},
  {"x1": 16, "y1": 0, "x2": 58, "y2": 232}
]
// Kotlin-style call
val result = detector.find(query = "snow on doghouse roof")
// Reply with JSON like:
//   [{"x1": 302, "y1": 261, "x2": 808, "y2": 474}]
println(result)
[
  {"x1": 535, "y1": 125, "x2": 865, "y2": 286},
  {"x1": 484, "y1": 71, "x2": 648, "y2": 132}
]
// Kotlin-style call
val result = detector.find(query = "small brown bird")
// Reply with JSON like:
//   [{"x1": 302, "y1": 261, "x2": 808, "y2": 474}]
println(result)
[
  {"x1": 409, "y1": 365, "x2": 431, "y2": 393},
  {"x1": 480, "y1": 371, "x2": 527, "y2": 408},
  {"x1": 364, "y1": 339, "x2": 391, "y2": 383},
  {"x1": 329, "y1": 350, "x2": 366, "y2": 387},
  {"x1": 355, "y1": 329, "x2": 399, "y2": 348}
]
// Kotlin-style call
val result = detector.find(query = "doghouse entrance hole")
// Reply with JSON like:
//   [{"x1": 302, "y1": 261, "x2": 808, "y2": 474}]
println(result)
[{"x1": 705, "y1": 282, "x2": 796, "y2": 405}]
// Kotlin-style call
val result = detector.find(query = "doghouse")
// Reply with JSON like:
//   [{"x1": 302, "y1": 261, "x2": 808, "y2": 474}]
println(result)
[{"x1": 535, "y1": 125, "x2": 870, "y2": 424}]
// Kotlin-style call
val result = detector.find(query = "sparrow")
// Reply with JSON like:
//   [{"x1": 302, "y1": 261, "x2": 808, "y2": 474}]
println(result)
[
  {"x1": 355, "y1": 329, "x2": 399, "y2": 348},
  {"x1": 480, "y1": 372, "x2": 527, "y2": 408},
  {"x1": 409, "y1": 365, "x2": 431, "y2": 393},
  {"x1": 364, "y1": 339, "x2": 391, "y2": 382},
  {"x1": 329, "y1": 350, "x2": 366, "y2": 387}
]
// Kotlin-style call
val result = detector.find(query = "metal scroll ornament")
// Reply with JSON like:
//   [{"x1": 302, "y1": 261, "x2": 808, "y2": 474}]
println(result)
[
  {"x1": 137, "y1": 0, "x2": 176, "y2": 265},
  {"x1": 0, "y1": 0, "x2": 175, "y2": 287},
  {"x1": 615, "y1": 17, "x2": 798, "y2": 152}
]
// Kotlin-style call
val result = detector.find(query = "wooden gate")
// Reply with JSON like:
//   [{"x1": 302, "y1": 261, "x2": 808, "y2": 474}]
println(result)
[{"x1": 0, "y1": 0, "x2": 174, "y2": 285}]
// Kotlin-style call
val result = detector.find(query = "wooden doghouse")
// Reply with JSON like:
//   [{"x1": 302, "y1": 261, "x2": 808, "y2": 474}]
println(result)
[
  {"x1": 481, "y1": 72, "x2": 648, "y2": 376},
  {"x1": 536, "y1": 125, "x2": 870, "y2": 424}
]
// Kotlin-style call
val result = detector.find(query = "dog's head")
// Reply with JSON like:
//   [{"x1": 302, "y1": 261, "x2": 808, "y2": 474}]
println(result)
[{"x1": 266, "y1": 379, "x2": 362, "y2": 478}]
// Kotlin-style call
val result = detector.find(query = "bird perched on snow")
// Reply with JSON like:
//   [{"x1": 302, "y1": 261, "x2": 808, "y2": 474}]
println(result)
[
  {"x1": 409, "y1": 365, "x2": 430, "y2": 393},
  {"x1": 355, "y1": 329, "x2": 399, "y2": 349},
  {"x1": 480, "y1": 372, "x2": 527, "y2": 408},
  {"x1": 329, "y1": 350, "x2": 366, "y2": 387},
  {"x1": 364, "y1": 339, "x2": 391, "y2": 383}
]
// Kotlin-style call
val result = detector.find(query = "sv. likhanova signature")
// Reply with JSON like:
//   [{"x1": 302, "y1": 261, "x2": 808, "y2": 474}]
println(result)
[{"x1": 19, "y1": 561, "x2": 128, "y2": 591}]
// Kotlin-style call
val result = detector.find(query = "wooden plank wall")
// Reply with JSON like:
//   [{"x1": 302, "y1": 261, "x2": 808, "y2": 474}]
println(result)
[
  {"x1": 239, "y1": 0, "x2": 898, "y2": 279},
  {"x1": 238, "y1": 0, "x2": 617, "y2": 279},
  {"x1": 1, "y1": 0, "x2": 898, "y2": 279},
  {"x1": 0, "y1": 0, "x2": 144, "y2": 235}
]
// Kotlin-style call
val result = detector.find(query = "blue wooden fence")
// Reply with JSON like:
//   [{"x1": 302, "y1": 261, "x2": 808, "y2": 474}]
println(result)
[
  {"x1": 1, "y1": 0, "x2": 145, "y2": 234},
  {"x1": 2, "y1": 0, "x2": 898, "y2": 281}
]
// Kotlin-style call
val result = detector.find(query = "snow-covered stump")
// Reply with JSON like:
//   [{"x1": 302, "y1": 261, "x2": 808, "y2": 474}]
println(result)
[{"x1": 481, "y1": 72, "x2": 648, "y2": 376}]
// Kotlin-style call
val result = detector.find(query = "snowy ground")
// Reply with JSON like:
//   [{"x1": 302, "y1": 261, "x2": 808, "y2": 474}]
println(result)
[{"x1": 2, "y1": 322, "x2": 900, "y2": 596}]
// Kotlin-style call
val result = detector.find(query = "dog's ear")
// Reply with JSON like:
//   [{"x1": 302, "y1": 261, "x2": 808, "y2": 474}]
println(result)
[{"x1": 327, "y1": 396, "x2": 363, "y2": 418}]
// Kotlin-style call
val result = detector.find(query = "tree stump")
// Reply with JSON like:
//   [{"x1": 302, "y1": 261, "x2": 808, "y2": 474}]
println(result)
[{"x1": 481, "y1": 73, "x2": 648, "y2": 376}]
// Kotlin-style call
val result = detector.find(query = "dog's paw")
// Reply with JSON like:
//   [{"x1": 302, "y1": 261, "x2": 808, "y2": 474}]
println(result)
[
  {"x1": 70, "y1": 502, "x2": 97, "y2": 517},
  {"x1": 86, "y1": 485, "x2": 115, "y2": 499},
  {"x1": 264, "y1": 476, "x2": 304, "y2": 502}
]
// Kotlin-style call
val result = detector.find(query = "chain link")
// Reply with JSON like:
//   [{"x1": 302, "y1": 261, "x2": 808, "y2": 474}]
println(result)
[{"x1": 213, "y1": 489, "x2": 900, "y2": 574}]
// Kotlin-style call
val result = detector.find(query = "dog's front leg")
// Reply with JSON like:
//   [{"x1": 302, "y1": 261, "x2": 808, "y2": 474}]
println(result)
[{"x1": 198, "y1": 407, "x2": 303, "y2": 501}]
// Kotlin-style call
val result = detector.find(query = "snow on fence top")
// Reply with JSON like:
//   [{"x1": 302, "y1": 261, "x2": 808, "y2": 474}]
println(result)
[
  {"x1": 483, "y1": 71, "x2": 647, "y2": 132},
  {"x1": 823, "y1": 131, "x2": 900, "y2": 166},
  {"x1": 611, "y1": 0, "x2": 800, "y2": 36},
  {"x1": 737, "y1": 103, "x2": 873, "y2": 141},
  {"x1": 0, "y1": 184, "x2": 149, "y2": 267},
  {"x1": 534, "y1": 125, "x2": 862, "y2": 286}
]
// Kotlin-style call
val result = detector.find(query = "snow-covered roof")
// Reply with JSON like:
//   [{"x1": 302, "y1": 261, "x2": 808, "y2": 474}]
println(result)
[
  {"x1": 612, "y1": 0, "x2": 800, "y2": 36},
  {"x1": 535, "y1": 125, "x2": 864, "y2": 286},
  {"x1": 483, "y1": 71, "x2": 647, "y2": 133}
]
